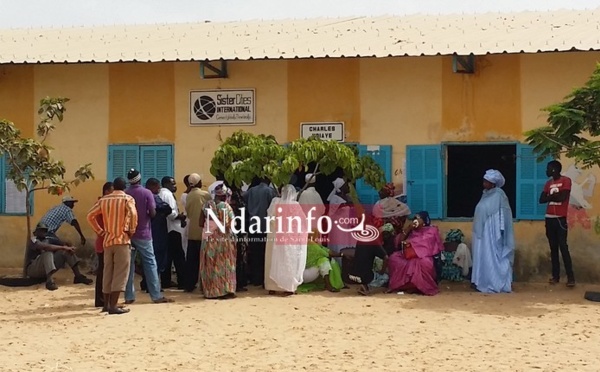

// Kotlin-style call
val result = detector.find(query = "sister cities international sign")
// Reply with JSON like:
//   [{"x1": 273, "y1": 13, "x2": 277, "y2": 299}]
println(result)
[
  {"x1": 190, "y1": 89, "x2": 255, "y2": 125},
  {"x1": 300, "y1": 122, "x2": 345, "y2": 142}
]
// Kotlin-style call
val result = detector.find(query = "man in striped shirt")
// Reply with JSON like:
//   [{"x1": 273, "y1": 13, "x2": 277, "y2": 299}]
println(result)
[{"x1": 87, "y1": 177, "x2": 138, "y2": 315}]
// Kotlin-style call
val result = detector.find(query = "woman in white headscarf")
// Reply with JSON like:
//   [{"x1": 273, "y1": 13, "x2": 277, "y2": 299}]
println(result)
[
  {"x1": 298, "y1": 173, "x2": 326, "y2": 219},
  {"x1": 327, "y1": 178, "x2": 357, "y2": 262},
  {"x1": 264, "y1": 185, "x2": 308, "y2": 295},
  {"x1": 471, "y1": 169, "x2": 515, "y2": 294}
]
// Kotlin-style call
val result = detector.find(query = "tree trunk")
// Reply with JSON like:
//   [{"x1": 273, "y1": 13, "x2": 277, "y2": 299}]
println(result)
[{"x1": 22, "y1": 190, "x2": 32, "y2": 277}]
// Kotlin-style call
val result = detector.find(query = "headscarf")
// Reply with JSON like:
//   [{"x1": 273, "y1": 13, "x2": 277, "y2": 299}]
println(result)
[
  {"x1": 376, "y1": 198, "x2": 411, "y2": 218},
  {"x1": 327, "y1": 178, "x2": 345, "y2": 202},
  {"x1": 415, "y1": 211, "x2": 431, "y2": 226},
  {"x1": 484, "y1": 169, "x2": 506, "y2": 188},
  {"x1": 215, "y1": 184, "x2": 228, "y2": 197},
  {"x1": 281, "y1": 184, "x2": 298, "y2": 203},
  {"x1": 305, "y1": 173, "x2": 316, "y2": 184},
  {"x1": 380, "y1": 183, "x2": 395, "y2": 198},
  {"x1": 445, "y1": 229, "x2": 464, "y2": 243}
]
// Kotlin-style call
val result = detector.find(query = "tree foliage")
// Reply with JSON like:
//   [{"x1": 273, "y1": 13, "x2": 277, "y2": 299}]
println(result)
[
  {"x1": 525, "y1": 63, "x2": 600, "y2": 168},
  {"x1": 0, "y1": 97, "x2": 94, "y2": 274},
  {"x1": 210, "y1": 131, "x2": 386, "y2": 192}
]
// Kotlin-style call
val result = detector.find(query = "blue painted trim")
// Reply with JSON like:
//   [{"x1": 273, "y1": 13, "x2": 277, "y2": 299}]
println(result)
[
  {"x1": 0, "y1": 154, "x2": 34, "y2": 216},
  {"x1": 406, "y1": 145, "x2": 443, "y2": 219}
]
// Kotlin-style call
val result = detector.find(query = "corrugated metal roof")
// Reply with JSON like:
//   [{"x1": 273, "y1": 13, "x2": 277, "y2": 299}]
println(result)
[{"x1": 1, "y1": 9, "x2": 599, "y2": 64}]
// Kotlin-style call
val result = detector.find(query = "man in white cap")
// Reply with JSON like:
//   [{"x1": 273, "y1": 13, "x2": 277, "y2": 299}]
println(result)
[
  {"x1": 184, "y1": 173, "x2": 211, "y2": 292},
  {"x1": 40, "y1": 195, "x2": 86, "y2": 246},
  {"x1": 298, "y1": 173, "x2": 326, "y2": 220},
  {"x1": 471, "y1": 169, "x2": 515, "y2": 294}
]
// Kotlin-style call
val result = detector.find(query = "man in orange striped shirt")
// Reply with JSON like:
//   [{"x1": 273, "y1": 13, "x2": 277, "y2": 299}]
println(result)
[{"x1": 87, "y1": 177, "x2": 138, "y2": 315}]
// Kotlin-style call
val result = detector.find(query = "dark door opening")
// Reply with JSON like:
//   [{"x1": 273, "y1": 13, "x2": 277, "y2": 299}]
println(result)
[{"x1": 446, "y1": 144, "x2": 517, "y2": 218}]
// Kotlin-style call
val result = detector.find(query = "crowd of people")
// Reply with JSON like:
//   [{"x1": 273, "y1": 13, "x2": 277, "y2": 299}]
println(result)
[{"x1": 21, "y1": 160, "x2": 576, "y2": 315}]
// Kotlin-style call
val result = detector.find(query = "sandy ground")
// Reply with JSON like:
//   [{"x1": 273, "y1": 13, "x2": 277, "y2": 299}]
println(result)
[{"x1": 1, "y1": 271, "x2": 600, "y2": 372}]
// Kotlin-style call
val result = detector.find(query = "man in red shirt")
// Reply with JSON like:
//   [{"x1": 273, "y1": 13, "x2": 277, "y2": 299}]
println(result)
[
  {"x1": 539, "y1": 160, "x2": 575, "y2": 287},
  {"x1": 94, "y1": 182, "x2": 114, "y2": 308}
]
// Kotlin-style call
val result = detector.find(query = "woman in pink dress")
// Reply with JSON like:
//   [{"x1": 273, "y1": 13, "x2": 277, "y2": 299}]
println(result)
[{"x1": 387, "y1": 211, "x2": 443, "y2": 296}]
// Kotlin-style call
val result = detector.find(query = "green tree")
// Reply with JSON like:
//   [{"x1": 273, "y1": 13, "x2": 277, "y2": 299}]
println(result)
[
  {"x1": 0, "y1": 97, "x2": 94, "y2": 275},
  {"x1": 210, "y1": 131, "x2": 386, "y2": 195},
  {"x1": 525, "y1": 63, "x2": 600, "y2": 169}
]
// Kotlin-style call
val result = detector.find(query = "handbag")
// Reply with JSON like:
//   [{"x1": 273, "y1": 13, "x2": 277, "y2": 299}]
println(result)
[{"x1": 402, "y1": 241, "x2": 418, "y2": 260}]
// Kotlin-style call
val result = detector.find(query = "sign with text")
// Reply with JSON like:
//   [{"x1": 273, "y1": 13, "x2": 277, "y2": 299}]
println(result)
[
  {"x1": 190, "y1": 89, "x2": 255, "y2": 125},
  {"x1": 300, "y1": 122, "x2": 345, "y2": 142}
]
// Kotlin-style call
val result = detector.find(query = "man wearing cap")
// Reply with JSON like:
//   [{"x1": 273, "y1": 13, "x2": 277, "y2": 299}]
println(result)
[
  {"x1": 39, "y1": 195, "x2": 87, "y2": 246},
  {"x1": 184, "y1": 173, "x2": 211, "y2": 292},
  {"x1": 124, "y1": 169, "x2": 173, "y2": 304},
  {"x1": 26, "y1": 222, "x2": 93, "y2": 291}
]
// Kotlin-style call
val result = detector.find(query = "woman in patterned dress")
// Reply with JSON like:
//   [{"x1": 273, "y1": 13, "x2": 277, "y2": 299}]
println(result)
[{"x1": 199, "y1": 184, "x2": 237, "y2": 299}]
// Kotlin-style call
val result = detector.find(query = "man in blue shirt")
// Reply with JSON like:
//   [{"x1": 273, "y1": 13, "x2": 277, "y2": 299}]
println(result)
[{"x1": 40, "y1": 196, "x2": 87, "y2": 246}]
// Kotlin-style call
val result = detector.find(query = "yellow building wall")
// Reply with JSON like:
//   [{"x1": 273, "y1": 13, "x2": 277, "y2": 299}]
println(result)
[
  {"x1": 441, "y1": 54, "x2": 522, "y2": 141},
  {"x1": 174, "y1": 60, "x2": 288, "y2": 187},
  {"x1": 0, "y1": 65, "x2": 35, "y2": 266},
  {"x1": 109, "y1": 63, "x2": 175, "y2": 143},
  {"x1": 0, "y1": 52, "x2": 598, "y2": 281},
  {"x1": 0, "y1": 64, "x2": 109, "y2": 267},
  {"x1": 287, "y1": 58, "x2": 361, "y2": 143},
  {"x1": 359, "y1": 56, "x2": 442, "y2": 191},
  {"x1": 518, "y1": 52, "x2": 600, "y2": 281},
  {"x1": 358, "y1": 52, "x2": 600, "y2": 282},
  {"x1": 30, "y1": 64, "x2": 110, "y2": 264}
]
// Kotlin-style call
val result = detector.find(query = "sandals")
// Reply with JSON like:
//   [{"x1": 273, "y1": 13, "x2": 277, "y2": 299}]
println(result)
[
  {"x1": 548, "y1": 278, "x2": 559, "y2": 285},
  {"x1": 108, "y1": 307, "x2": 130, "y2": 315},
  {"x1": 101, "y1": 305, "x2": 125, "y2": 313},
  {"x1": 74, "y1": 275, "x2": 93, "y2": 285},
  {"x1": 45, "y1": 281, "x2": 58, "y2": 291},
  {"x1": 357, "y1": 285, "x2": 370, "y2": 296},
  {"x1": 152, "y1": 297, "x2": 174, "y2": 304}
]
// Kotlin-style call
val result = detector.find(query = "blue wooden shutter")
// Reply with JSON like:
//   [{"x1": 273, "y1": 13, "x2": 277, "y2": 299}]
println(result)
[
  {"x1": 1, "y1": 154, "x2": 32, "y2": 215},
  {"x1": 355, "y1": 145, "x2": 392, "y2": 206},
  {"x1": 108, "y1": 145, "x2": 140, "y2": 182},
  {"x1": 406, "y1": 145, "x2": 443, "y2": 219},
  {"x1": 516, "y1": 144, "x2": 552, "y2": 220},
  {"x1": 140, "y1": 145, "x2": 173, "y2": 185}
]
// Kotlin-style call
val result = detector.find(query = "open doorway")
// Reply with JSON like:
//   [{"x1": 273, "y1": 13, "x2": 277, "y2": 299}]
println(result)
[{"x1": 446, "y1": 144, "x2": 517, "y2": 218}]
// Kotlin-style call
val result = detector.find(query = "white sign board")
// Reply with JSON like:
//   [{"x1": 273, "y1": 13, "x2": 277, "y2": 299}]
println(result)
[
  {"x1": 300, "y1": 122, "x2": 345, "y2": 142},
  {"x1": 190, "y1": 89, "x2": 255, "y2": 125}
]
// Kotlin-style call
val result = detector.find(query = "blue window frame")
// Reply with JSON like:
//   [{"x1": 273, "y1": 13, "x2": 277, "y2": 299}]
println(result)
[
  {"x1": 108, "y1": 145, "x2": 174, "y2": 185},
  {"x1": 0, "y1": 155, "x2": 33, "y2": 215},
  {"x1": 355, "y1": 145, "x2": 392, "y2": 206},
  {"x1": 405, "y1": 143, "x2": 552, "y2": 221}
]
